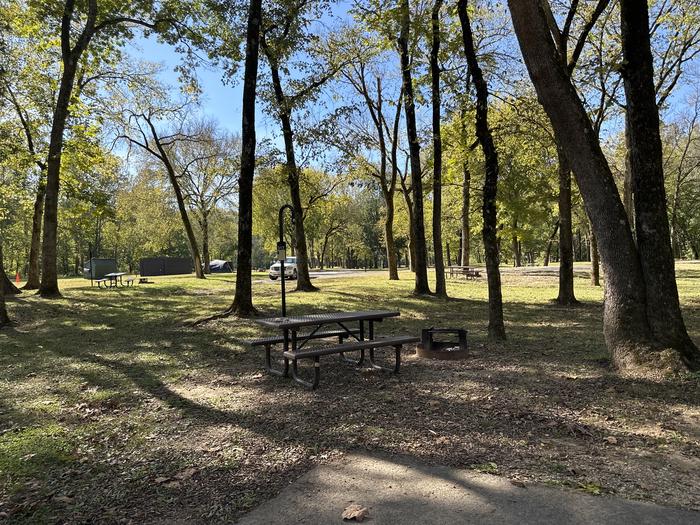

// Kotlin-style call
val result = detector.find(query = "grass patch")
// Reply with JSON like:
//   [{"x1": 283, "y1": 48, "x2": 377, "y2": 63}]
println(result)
[{"x1": 0, "y1": 264, "x2": 699, "y2": 522}]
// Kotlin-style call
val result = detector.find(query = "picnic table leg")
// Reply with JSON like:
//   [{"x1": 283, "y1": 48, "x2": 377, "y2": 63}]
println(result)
[
  {"x1": 339, "y1": 320, "x2": 365, "y2": 366},
  {"x1": 280, "y1": 328, "x2": 290, "y2": 377},
  {"x1": 368, "y1": 344, "x2": 402, "y2": 373},
  {"x1": 290, "y1": 356, "x2": 320, "y2": 389},
  {"x1": 264, "y1": 344, "x2": 288, "y2": 377}
]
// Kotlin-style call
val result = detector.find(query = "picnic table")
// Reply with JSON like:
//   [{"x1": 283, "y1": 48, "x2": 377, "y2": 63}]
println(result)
[
  {"x1": 96, "y1": 272, "x2": 133, "y2": 288},
  {"x1": 445, "y1": 266, "x2": 481, "y2": 280},
  {"x1": 252, "y1": 310, "x2": 419, "y2": 389}
]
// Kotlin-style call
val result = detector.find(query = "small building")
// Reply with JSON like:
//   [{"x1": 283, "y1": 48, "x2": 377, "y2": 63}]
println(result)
[
  {"x1": 83, "y1": 258, "x2": 118, "y2": 279},
  {"x1": 139, "y1": 257, "x2": 193, "y2": 277}
]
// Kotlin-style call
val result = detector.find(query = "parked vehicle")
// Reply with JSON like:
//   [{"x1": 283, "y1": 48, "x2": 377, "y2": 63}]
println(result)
[{"x1": 269, "y1": 257, "x2": 297, "y2": 280}]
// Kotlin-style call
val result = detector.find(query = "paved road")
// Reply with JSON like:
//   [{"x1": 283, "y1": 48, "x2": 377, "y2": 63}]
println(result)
[
  {"x1": 255, "y1": 269, "x2": 384, "y2": 284},
  {"x1": 238, "y1": 453, "x2": 698, "y2": 524}
]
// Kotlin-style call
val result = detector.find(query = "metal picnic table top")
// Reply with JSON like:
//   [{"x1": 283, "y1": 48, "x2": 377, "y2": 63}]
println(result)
[{"x1": 255, "y1": 310, "x2": 400, "y2": 330}]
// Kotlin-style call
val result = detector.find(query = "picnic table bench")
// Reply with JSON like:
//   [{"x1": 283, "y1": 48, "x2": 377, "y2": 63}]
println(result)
[
  {"x1": 251, "y1": 310, "x2": 419, "y2": 389},
  {"x1": 445, "y1": 266, "x2": 482, "y2": 280}
]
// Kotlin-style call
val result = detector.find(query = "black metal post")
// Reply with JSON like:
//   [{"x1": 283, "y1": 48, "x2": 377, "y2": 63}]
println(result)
[{"x1": 278, "y1": 204, "x2": 294, "y2": 317}]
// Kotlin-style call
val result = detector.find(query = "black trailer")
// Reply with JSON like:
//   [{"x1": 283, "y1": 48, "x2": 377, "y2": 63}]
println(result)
[{"x1": 139, "y1": 257, "x2": 193, "y2": 277}]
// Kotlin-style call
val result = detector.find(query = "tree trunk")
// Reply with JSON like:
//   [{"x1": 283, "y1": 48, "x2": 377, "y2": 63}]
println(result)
[
  {"x1": 623, "y1": 116, "x2": 635, "y2": 229},
  {"x1": 399, "y1": 0, "x2": 430, "y2": 295},
  {"x1": 620, "y1": 0, "x2": 698, "y2": 365},
  {"x1": 543, "y1": 220, "x2": 559, "y2": 267},
  {"x1": 201, "y1": 212, "x2": 211, "y2": 274},
  {"x1": 459, "y1": 0, "x2": 506, "y2": 340},
  {"x1": 430, "y1": 0, "x2": 446, "y2": 297},
  {"x1": 590, "y1": 226, "x2": 600, "y2": 286},
  {"x1": 0, "y1": 243, "x2": 10, "y2": 328},
  {"x1": 40, "y1": 54, "x2": 80, "y2": 297},
  {"x1": 23, "y1": 177, "x2": 46, "y2": 290},
  {"x1": 508, "y1": 0, "x2": 672, "y2": 370},
  {"x1": 229, "y1": 0, "x2": 262, "y2": 316},
  {"x1": 461, "y1": 160, "x2": 471, "y2": 267},
  {"x1": 384, "y1": 194, "x2": 399, "y2": 280},
  {"x1": 146, "y1": 121, "x2": 205, "y2": 280},
  {"x1": 512, "y1": 218, "x2": 521, "y2": 267},
  {"x1": 0, "y1": 241, "x2": 21, "y2": 297},
  {"x1": 400, "y1": 184, "x2": 416, "y2": 272},
  {"x1": 263, "y1": 47, "x2": 316, "y2": 292},
  {"x1": 556, "y1": 144, "x2": 578, "y2": 304}
]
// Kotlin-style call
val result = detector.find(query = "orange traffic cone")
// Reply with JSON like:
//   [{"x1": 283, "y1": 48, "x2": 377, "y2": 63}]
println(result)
[{"x1": 15, "y1": 272, "x2": 20, "y2": 284}]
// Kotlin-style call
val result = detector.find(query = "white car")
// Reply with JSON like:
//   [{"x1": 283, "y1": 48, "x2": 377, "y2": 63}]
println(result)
[{"x1": 269, "y1": 257, "x2": 298, "y2": 280}]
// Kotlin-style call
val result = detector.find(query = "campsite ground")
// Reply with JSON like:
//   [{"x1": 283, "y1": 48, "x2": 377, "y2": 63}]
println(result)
[{"x1": 1, "y1": 263, "x2": 699, "y2": 523}]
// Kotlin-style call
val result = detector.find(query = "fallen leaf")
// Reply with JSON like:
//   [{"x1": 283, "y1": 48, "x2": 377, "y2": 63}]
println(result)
[
  {"x1": 510, "y1": 480, "x2": 526, "y2": 488},
  {"x1": 154, "y1": 477, "x2": 170, "y2": 484},
  {"x1": 342, "y1": 504, "x2": 369, "y2": 522},
  {"x1": 603, "y1": 436, "x2": 618, "y2": 445}
]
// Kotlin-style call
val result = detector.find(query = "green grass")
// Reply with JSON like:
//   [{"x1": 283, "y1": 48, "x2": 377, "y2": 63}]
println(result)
[{"x1": 0, "y1": 264, "x2": 699, "y2": 522}]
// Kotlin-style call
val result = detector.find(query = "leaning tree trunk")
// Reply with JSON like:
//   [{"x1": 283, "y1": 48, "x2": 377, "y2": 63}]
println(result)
[
  {"x1": 459, "y1": 0, "x2": 506, "y2": 340},
  {"x1": 556, "y1": 144, "x2": 578, "y2": 304},
  {"x1": 508, "y1": 0, "x2": 675, "y2": 371},
  {"x1": 398, "y1": 0, "x2": 430, "y2": 295},
  {"x1": 228, "y1": 0, "x2": 262, "y2": 316},
  {"x1": 430, "y1": 0, "x2": 447, "y2": 297},
  {"x1": 149, "y1": 128, "x2": 205, "y2": 280},
  {"x1": 620, "y1": 0, "x2": 698, "y2": 366},
  {"x1": 24, "y1": 177, "x2": 46, "y2": 290}
]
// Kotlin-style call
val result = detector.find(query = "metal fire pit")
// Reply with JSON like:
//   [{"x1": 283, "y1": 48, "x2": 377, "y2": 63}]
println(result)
[{"x1": 416, "y1": 327, "x2": 468, "y2": 360}]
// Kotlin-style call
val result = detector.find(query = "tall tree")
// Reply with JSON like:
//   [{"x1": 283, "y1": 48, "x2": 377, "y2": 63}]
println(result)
[
  {"x1": 117, "y1": 104, "x2": 206, "y2": 280},
  {"x1": 459, "y1": 107, "x2": 471, "y2": 267},
  {"x1": 334, "y1": 32, "x2": 402, "y2": 280},
  {"x1": 620, "y1": 0, "x2": 698, "y2": 358},
  {"x1": 174, "y1": 120, "x2": 239, "y2": 273},
  {"x1": 458, "y1": 0, "x2": 506, "y2": 340},
  {"x1": 430, "y1": 0, "x2": 446, "y2": 297},
  {"x1": 227, "y1": 0, "x2": 262, "y2": 316},
  {"x1": 541, "y1": 0, "x2": 611, "y2": 304},
  {"x1": 507, "y1": 0, "x2": 699, "y2": 371},
  {"x1": 259, "y1": 0, "x2": 340, "y2": 292},
  {"x1": 398, "y1": 0, "x2": 430, "y2": 295},
  {"x1": 0, "y1": 76, "x2": 47, "y2": 290},
  {"x1": 38, "y1": 0, "x2": 162, "y2": 296}
]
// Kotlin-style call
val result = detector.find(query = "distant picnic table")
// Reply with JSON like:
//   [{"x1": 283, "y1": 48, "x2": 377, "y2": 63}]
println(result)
[
  {"x1": 445, "y1": 266, "x2": 482, "y2": 280},
  {"x1": 250, "y1": 310, "x2": 418, "y2": 389},
  {"x1": 96, "y1": 272, "x2": 134, "y2": 288}
]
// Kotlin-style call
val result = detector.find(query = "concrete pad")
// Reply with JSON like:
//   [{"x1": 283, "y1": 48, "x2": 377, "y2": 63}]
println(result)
[{"x1": 238, "y1": 453, "x2": 698, "y2": 524}]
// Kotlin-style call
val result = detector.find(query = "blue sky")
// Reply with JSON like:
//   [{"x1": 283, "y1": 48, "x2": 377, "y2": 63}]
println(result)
[{"x1": 131, "y1": 36, "x2": 258, "y2": 136}]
